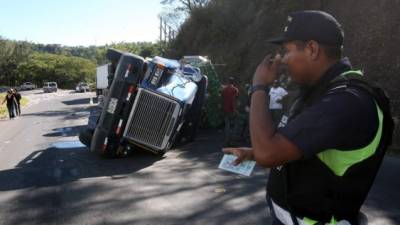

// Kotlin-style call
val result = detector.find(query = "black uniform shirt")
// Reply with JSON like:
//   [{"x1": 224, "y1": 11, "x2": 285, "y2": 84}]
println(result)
[{"x1": 278, "y1": 58, "x2": 379, "y2": 158}]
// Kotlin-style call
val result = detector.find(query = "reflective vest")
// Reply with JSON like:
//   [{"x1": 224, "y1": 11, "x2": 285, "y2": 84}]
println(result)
[{"x1": 268, "y1": 70, "x2": 394, "y2": 224}]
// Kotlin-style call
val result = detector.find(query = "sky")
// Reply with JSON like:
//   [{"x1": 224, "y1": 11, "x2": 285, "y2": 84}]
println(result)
[{"x1": 0, "y1": 0, "x2": 167, "y2": 46}]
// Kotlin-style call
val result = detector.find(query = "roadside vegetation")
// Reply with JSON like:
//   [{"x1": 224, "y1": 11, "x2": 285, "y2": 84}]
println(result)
[{"x1": 0, "y1": 38, "x2": 161, "y2": 89}]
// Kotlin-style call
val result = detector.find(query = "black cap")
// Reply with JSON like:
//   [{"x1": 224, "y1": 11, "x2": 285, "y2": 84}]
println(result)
[{"x1": 268, "y1": 10, "x2": 344, "y2": 47}]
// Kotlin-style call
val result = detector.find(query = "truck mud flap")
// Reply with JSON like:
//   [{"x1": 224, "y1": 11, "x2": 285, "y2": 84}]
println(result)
[{"x1": 90, "y1": 53, "x2": 145, "y2": 157}]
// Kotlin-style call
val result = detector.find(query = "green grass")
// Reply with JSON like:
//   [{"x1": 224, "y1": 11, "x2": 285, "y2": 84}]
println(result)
[{"x1": 0, "y1": 93, "x2": 29, "y2": 119}]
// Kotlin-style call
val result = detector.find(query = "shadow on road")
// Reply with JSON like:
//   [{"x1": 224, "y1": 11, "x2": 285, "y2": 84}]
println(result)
[
  {"x1": 1, "y1": 129, "x2": 271, "y2": 225},
  {"x1": 1, "y1": 94, "x2": 399, "y2": 224},
  {"x1": 43, "y1": 125, "x2": 88, "y2": 137},
  {"x1": 0, "y1": 95, "x2": 272, "y2": 225},
  {"x1": 0, "y1": 145, "x2": 164, "y2": 192},
  {"x1": 62, "y1": 97, "x2": 98, "y2": 106},
  {"x1": 22, "y1": 105, "x2": 99, "y2": 121}
]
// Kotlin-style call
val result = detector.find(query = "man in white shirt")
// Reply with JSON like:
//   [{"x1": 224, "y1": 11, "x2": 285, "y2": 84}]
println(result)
[{"x1": 269, "y1": 80, "x2": 288, "y2": 127}]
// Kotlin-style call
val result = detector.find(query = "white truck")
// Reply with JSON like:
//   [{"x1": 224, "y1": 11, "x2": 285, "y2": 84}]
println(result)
[
  {"x1": 96, "y1": 64, "x2": 109, "y2": 97},
  {"x1": 20, "y1": 82, "x2": 36, "y2": 90}
]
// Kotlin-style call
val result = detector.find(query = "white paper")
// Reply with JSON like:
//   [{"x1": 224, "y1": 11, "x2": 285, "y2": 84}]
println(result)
[{"x1": 218, "y1": 154, "x2": 256, "y2": 176}]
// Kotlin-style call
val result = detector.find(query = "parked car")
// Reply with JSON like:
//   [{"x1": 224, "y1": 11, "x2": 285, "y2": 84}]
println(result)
[
  {"x1": 79, "y1": 49, "x2": 207, "y2": 158},
  {"x1": 0, "y1": 86, "x2": 9, "y2": 93},
  {"x1": 76, "y1": 82, "x2": 90, "y2": 92},
  {"x1": 43, "y1": 82, "x2": 58, "y2": 93},
  {"x1": 20, "y1": 82, "x2": 36, "y2": 90}
]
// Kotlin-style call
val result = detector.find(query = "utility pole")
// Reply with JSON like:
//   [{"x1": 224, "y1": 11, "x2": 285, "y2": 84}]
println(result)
[
  {"x1": 159, "y1": 17, "x2": 163, "y2": 43},
  {"x1": 164, "y1": 20, "x2": 168, "y2": 43},
  {"x1": 159, "y1": 17, "x2": 164, "y2": 56},
  {"x1": 159, "y1": 16, "x2": 177, "y2": 55},
  {"x1": 168, "y1": 26, "x2": 172, "y2": 43}
]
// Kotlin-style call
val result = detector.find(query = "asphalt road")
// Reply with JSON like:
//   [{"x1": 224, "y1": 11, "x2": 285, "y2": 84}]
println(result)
[{"x1": 0, "y1": 89, "x2": 398, "y2": 225}]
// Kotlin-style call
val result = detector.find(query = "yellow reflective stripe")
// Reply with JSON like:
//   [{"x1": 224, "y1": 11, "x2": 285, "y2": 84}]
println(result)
[
  {"x1": 303, "y1": 216, "x2": 337, "y2": 225},
  {"x1": 330, "y1": 216, "x2": 337, "y2": 224},
  {"x1": 317, "y1": 103, "x2": 383, "y2": 176},
  {"x1": 340, "y1": 70, "x2": 363, "y2": 76},
  {"x1": 303, "y1": 217, "x2": 318, "y2": 225}
]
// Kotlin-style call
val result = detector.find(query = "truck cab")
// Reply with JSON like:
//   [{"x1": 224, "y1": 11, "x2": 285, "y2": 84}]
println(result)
[{"x1": 79, "y1": 49, "x2": 207, "y2": 157}]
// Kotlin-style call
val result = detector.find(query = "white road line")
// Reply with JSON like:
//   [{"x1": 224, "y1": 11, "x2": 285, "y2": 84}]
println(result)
[{"x1": 31, "y1": 151, "x2": 42, "y2": 159}]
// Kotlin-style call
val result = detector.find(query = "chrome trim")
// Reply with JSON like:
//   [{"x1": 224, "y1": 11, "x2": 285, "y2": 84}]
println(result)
[{"x1": 123, "y1": 88, "x2": 181, "y2": 151}]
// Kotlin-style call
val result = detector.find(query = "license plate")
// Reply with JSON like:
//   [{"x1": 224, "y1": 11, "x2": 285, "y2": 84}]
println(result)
[{"x1": 107, "y1": 98, "x2": 118, "y2": 114}]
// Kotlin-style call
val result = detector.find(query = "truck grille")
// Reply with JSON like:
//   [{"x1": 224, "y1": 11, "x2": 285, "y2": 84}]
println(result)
[{"x1": 123, "y1": 88, "x2": 181, "y2": 151}]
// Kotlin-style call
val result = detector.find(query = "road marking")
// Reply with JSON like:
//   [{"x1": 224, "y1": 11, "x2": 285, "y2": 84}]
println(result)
[
  {"x1": 31, "y1": 151, "x2": 42, "y2": 159},
  {"x1": 52, "y1": 141, "x2": 86, "y2": 149},
  {"x1": 214, "y1": 186, "x2": 226, "y2": 193},
  {"x1": 79, "y1": 176, "x2": 111, "y2": 181}
]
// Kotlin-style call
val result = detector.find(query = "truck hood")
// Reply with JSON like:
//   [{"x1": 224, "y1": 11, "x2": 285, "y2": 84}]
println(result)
[{"x1": 156, "y1": 73, "x2": 198, "y2": 104}]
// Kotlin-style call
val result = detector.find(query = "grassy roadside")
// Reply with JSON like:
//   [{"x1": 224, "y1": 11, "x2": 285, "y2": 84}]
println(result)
[{"x1": 0, "y1": 93, "x2": 29, "y2": 119}]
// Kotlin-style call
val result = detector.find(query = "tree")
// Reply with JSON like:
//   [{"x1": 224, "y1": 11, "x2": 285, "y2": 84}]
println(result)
[
  {"x1": 159, "y1": 0, "x2": 210, "y2": 37},
  {"x1": 0, "y1": 37, "x2": 160, "y2": 88},
  {"x1": 17, "y1": 53, "x2": 96, "y2": 88},
  {"x1": 161, "y1": 0, "x2": 209, "y2": 13}
]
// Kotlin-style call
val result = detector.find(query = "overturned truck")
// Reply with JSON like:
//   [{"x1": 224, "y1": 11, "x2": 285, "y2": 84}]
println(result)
[{"x1": 79, "y1": 49, "x2": 208, "y2": 157}]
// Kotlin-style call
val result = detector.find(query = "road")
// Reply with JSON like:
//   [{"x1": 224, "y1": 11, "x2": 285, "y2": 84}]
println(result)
[{"x1": 0, "y1": 89, "x2": 398, "y2": 225}]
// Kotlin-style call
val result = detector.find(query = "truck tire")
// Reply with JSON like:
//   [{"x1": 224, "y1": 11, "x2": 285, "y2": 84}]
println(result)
[
  {"x1": 90, "y1": 53, "x2": 145, "y2": 158},
  {"x1": 79, "y1": 128, "x2": 94, "y2": 148},
  {"x1": 106, "y1": 48, "x2": 123, "y2": 63}
]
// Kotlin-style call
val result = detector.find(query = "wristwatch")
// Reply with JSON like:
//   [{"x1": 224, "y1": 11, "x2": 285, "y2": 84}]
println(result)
[{"x1": 250, "y1": 84, "x2": 269, "y2": 95}]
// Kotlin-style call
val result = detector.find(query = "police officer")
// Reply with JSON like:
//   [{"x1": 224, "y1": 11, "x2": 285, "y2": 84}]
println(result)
[{"x1": 223, "y1": 10, "x2": 393, "y2": 225}]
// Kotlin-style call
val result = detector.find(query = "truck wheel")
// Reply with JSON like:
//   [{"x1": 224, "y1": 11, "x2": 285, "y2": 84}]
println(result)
[
  {"x1": 79, "y1": 128, "x2": 94, "y2": 148},
  {"x1": 106, "y1": 49, "x2": 123, "y2": 63}
]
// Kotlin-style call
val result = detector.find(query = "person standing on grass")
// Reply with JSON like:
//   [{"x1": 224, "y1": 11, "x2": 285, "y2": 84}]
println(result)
[
  {"x1": 12, "y1": 88, "x2": 22, "y2": 116},
  {"x1": 1, "y1": 89, "x2": 18, "y2": 119}
]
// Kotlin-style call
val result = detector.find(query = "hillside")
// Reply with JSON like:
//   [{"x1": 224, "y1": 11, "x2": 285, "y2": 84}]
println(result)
[{"x1": 167, "y1": 0, "x2": 400, "y2": 147}]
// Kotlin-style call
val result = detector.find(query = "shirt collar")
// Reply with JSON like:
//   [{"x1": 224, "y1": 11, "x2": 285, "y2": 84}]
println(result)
[
  {"x1": 298, "y1": 57, "x2": 352, "y2": 99},
  {"x1": 314, "y1": 57, "x2": 352, "y2": 87}
]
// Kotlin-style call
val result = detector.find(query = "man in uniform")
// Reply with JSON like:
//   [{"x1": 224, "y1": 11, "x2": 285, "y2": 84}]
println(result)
[{"x1": 224, "y1": 10, "x2": 393, "y2": 225}]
